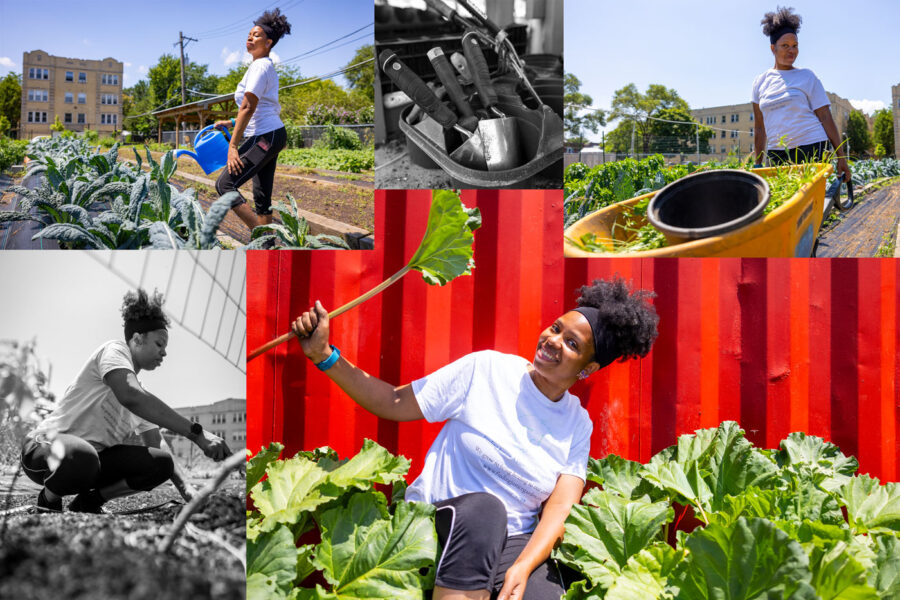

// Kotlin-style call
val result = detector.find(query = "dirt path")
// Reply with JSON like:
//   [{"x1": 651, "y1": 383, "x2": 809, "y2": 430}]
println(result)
[
  {"x1": 0, "y1": 477, "x2": 244, "y2": 599},
  {"x1": 816, "y1": 179, "x2": 900, "y2": 257}
]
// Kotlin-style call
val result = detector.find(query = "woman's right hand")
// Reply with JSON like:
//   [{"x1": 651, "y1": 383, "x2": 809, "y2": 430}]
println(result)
[
  {"x1": 213, "y1": 120, "x2": 231, "y2": 131},
  {"x1": 292, "y1": 300, "x2": 331, "y2": 363},
  {"x1": 197, "y1": 431, "x2": 231, "y2": 461}
]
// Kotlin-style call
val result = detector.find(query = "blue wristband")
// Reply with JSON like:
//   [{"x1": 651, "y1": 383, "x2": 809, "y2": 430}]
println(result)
[
  {"x1": 230, "y1": 118, "x2": 235, "y2": 127},
  {"x1": 315, "y1": 345, "x2": 340, "y2": 371}
]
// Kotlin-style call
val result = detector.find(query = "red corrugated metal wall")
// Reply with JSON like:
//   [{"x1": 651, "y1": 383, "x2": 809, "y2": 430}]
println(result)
[{"x1": 246, "y1": 190, "x2": 900, "y2": 482}]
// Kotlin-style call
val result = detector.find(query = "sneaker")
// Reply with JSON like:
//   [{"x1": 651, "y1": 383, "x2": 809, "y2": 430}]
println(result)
[
  {"x1": 36, "y1": 488, "x2": 62, "y2": 513},
  {"x1": 68, "y1": 490, "x2": 105, "y2": 514}
]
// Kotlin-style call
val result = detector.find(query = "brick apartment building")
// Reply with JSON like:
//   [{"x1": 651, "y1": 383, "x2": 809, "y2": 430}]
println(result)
[
  {"x1": 163, "y1": 397, "x2": 246, "y2": 467},
  {"x1": 19, "y1": 50, "x2": 123, "y2": 139},
  {"x1": 691, "y1": 92, "x2": 857, "y2": 159}
]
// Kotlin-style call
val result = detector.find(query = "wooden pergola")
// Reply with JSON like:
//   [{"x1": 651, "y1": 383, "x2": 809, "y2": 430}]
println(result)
[{"x1": 152, "y1": 93, "x2": 236, "y2": 145}]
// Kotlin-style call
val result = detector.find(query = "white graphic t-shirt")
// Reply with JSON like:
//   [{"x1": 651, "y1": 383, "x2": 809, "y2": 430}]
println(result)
[
  {"x1": 28, "y1": 340, "x2": 155, "y2": 450},
  {"x1": 752, "y1": 67, "x2": 830, "y2": 150},
  {"x1": 405, "y1": 350, "x2": 593, "y2": 535}
]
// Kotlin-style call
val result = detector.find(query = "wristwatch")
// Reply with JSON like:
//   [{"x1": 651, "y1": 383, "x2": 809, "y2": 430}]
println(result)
[{"x1": 190, "y1": 422, "x2": 203, "y2": 437}]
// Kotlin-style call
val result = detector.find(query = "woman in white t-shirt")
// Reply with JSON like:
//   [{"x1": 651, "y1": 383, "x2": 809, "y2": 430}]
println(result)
[
  {"x1": 20, "y1": 289, "x2": 231, "y2": 513},
  {"x1": 213, "y1": 9, "x2": 292, "y2": 231},
  {"x1": 291, "y1": 277, "x2": 659, "y2": 600},
  {"x1": 751, "y1": 7, "x2": 850, "y2": 183}
]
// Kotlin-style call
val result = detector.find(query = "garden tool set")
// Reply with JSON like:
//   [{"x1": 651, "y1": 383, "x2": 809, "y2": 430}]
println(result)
[{"x1": 379, "y1": 0, "x2": 563, "y2": 187}]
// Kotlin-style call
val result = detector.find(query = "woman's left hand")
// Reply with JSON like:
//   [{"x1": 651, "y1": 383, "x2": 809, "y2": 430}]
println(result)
[
  {"x1": 226, "y1": 145, "x2": 243, "y2": 176},
  {"x1": 836, "y1": 157, "x2": 851, "y2": 183},
  {"x1": 497, "y1": 563, "x2": 529, "y2": 600}
]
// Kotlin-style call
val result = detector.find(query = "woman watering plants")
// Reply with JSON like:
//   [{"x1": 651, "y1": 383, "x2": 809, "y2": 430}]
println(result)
[
  {"x1": 291, "y1": 277, "x2": 659, "y2": 600},
  {"x1": 20, "y1": 289, "x2": 231, "y2": 514},
  {"x1": 751, "y1": 7, "x2": 851, "y2": 183},
  {"x1": 213, "y1": 8, "x2": 292, "y2": 231}
]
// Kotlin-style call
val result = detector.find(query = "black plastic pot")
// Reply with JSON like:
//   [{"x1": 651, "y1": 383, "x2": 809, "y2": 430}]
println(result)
[{"x1": 647, "y1": 169, "x2": 770, "y2": 242}]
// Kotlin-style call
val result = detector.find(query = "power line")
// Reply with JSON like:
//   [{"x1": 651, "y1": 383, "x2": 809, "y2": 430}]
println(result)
[
  {"x1": 276, "y1": 22, "x2": 373, "y2": 65},
  {"x1": 189, "y1": 0, "x2": 304, "y2": 38}
]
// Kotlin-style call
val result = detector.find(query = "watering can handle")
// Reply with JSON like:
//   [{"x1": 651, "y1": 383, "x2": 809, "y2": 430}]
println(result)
[
  {"x1": 198, "y1": 123, "x2": 231, "y2": 143},
  {"x1": 462, "y1": 31, "x2": 497, "y2": 109}
]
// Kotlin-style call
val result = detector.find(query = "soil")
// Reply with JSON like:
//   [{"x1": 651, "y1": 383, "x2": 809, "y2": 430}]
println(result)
[
  {"x1": 815, "y1": 178, "x2": 900, "y2": 257},
  {"x1": 0, "y1": 477, "x2": 244, "y2": 600}
]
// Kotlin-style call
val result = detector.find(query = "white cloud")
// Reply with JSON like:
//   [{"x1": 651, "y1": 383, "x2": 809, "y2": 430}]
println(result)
[
  {"x1": 82, "y1": 38, "x2": 93, "y2": 46},
  {"x1": 221, "y1": 47, "x2": 244, "y2": 67},
  {"x1": 138, "y1": 65, "x2": 148, "y2": 74},
  {"x1": 849, "y1": 99, "x2": 886, "y2": 116},
  {"x1": 270, "y1": 50, "x2": 281, "y2": 65},
  {"x1": 124, "y1": 62, "x2": 132, "y2": 67},
  {"x1": 0, "y1": 57, "x2": 16, "y2": 69}
]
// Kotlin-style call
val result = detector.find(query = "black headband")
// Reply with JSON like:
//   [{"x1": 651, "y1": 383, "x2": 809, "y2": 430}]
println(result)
[
  {"x1": 572, "y1": 307, "x2": 620, "y2": 369},
  {"x1": 769, "y1": 25, "x2": 797, "y2": 45},
  {"x1": 125, "y1": 318, "x2": 168, "y2": 341}
]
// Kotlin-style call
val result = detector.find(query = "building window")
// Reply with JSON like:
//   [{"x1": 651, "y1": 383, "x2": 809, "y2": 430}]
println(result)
[
  {"x1": 101, "y1": 94, "x2": 118, "y2": 105},
  {"x1": 721, "y1": 146, "x2": 726, "y2": 153},
  {"x1": 28, "y1": 89, "x2": 48, "y2": 102},
  {"x1": 65, "y1": 71, "x2": 74, "y2": 82},
  {"x1": 749, "y1": 113, "x2": 754, "y2": 121},
  {"x1": 77, "y1": 93, "x2": 86, "y2": 104},
  {"x1": 720, "y1": 131, "x2": 725, "y2": 138},
  {"x1": 65, "y1": 92, "x2": 73, "y2": 103},
  {"x1": 750, "y1": 129, "x2": 754, "y2": 137},
  {"x1": 102, "y1": 73, "x2": 119, "y2": 85},
  {"x1": 721, "y1": 115, "x2": 726, "y2": 123},
  {"x1": 77, "y1": 113, "x2": 85, "y2": 124},
  {"x1": 79, "y1": 72, "x2": 87, "y2": 83},
  {"x1": 64, "y1": 113, "x2": 72, "y2": 124},
  {"x1": 28, "y1": 68, "x2": 49, "y2": 80}
]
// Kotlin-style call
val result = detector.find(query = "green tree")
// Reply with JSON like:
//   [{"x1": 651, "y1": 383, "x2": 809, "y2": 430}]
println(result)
[
  {"x1": 343, "y1": 44, "x2": 375, "y2": 103},
  {"x1": 648, "y1": 107, "x2": 714, "y2": 154},
  {"x1": 564, "y1": 73, "x2": 605, "y2": 150},
  {"x1": 845, "y1": 109, "x2": 872, "y2": 159},
  {"x1": 603, "y1": 120, "x2": 634, "y2": 153},
  {"x1": 123, "y1": 80, "x2": 156, "y2": 137},
  {"x1": 873, "y1": 108, "x2": 894, "y2": 157},
  {"x1": 0, "y1": 115, "x2": 10, "y2": 137},
  {"x1": 147, "y1": 54, "x2": 219, "y2": 107},
  {"x1": 50, "y1": 115, "x2": 65, "y2": 133},
  {"x1": 610, "y1": 83, "x2": 690, "y2": 154},
  {"x1": 0, "y1": 73, "x2": 22, "y2": 136}
]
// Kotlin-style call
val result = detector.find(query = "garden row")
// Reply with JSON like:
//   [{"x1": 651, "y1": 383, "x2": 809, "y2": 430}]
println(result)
[
  {"x1": 246, "y1": 421, "x2": 900, "y2": 600},
  {"x1": 0, "y1": 137, "x2": 350, "y2": 249}
]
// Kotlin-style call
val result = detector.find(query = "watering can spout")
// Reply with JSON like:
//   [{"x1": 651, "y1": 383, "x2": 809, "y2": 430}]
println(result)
[{"x1": 173, "y1": 149, "x2": 200, "y2": 161}]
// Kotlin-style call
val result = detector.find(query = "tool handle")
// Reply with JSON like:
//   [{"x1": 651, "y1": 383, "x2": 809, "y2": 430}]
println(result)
[
  {"x1": 422, "y1": 0, "x2": 478, "y2": 29},
  {"x1": 454, "y1": 0, "x2": 502, "y2": 35},
  {"x1": 379, "y1": 49, "x2": 457, "y2": 130},
  {"x1": 461, "y1": 31, "x2": 497, "y2": 109},
  {"x1": 427, "y1": 47, "x2": 477, "y2": 131}
]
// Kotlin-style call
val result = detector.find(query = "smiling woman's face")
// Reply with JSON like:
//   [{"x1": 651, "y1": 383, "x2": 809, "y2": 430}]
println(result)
[
  {"x1": 771, "y1": 33, "x2": 798, "y2": 69},
  {"x1": 246, "y1": 25, "x2": 271, "y2": 58},
  {"x1": 532, "y1": 311, "x2": 597, "y2": 387}
]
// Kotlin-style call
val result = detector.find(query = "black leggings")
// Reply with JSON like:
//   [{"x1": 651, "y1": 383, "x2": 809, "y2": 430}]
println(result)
[
  {"x1": 767, "y1": 140, "x2": 828, "y2": 165},
  {"x1": 432, "y1": 492, "x2": 575, "y2": 599},
  {"x1": 215, "y1": 126, "x2": 287, "y2": 216},
  {"x1": 21, "y1": 434, "x2": 174, "y2": 497}
]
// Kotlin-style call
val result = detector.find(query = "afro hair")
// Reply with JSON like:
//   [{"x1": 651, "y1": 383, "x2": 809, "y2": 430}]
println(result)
[
  {"x1": 121, "y1": 288, "x2": 169, "y2": 338},
  {"x1": 576, "y1": 276, "x2": 659, "y2": 363},
  {"x1": 254, "y1": 8, "x2": 292, "y2": 47},
  {"x1": 761, "y1": 6, "x2": 802, "y2": 38}
]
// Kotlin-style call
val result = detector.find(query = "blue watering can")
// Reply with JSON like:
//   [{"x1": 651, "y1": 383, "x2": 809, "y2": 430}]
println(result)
[{"x1": 173, "y1": 124, "x2": 231, "y2": 175}]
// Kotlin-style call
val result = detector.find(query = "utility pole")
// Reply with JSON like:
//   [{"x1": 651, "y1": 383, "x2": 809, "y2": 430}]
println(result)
[{"x1": 175, "y1": 31, "x2": 198, "y2": 106}]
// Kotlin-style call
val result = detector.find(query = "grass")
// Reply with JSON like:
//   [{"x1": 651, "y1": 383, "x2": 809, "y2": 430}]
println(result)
[{"x1": 874, "y1": 228, "x2": 896, "y2": 257}]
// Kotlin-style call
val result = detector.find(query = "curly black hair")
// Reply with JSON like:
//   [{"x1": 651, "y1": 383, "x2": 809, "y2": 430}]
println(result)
[
  {"x1": 121, "y1": 289, "x2": 169, "y2": 340},
  {"x1": 254, "y1": 8, "x2": 292, "y2": 47},
  {"x1": 761, "y1": 6, "x2": 802, "y2": 37},
  {"x1": 576, "y1": 276, "x2": 659, "y2": 363}
]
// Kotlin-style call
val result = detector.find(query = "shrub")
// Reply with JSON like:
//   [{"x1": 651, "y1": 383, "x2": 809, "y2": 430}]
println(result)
[
  {"x1": 83, "y1": 129, "x2": 100, "y2": 144},
  {"x1": 284, "y1": 120, "x2": 305, "y2": 149},
  {"x1": 0, "y1": 137, "x2": 29, "y2": 171},
  {"x1": 278, "y1": 148, "x2": 373, "y2": 173},
  {"x1": 314, "y1": 124, "x2": 362, "y2": 151},
  {"x1": 305, "y1": 103, "x2": 358, "y2": 125},
  {"x1": 98, "y1": 136, "x2": 118, "y2": 148}
]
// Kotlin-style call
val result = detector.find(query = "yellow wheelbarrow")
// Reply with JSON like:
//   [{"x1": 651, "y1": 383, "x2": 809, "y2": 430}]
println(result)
[{"x1": 564, "y1": 164, "x2": 833, "y2": 258}]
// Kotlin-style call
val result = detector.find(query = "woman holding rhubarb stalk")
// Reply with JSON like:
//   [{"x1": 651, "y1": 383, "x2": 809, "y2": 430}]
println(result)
[
  {"x1": 291, "y1": 277, "x2": 659, "y2": 600},
  {"x1": 20, "y1": 289, "x2": 231, "y2": 514},
  {"x1": 751, "y1": 7, "x2": 850, "y2": 183}
]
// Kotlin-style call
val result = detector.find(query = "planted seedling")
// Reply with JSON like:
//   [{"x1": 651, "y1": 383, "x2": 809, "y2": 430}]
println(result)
[{"x1": 247, "y1": 189, "x2": 482, "y2": 361}]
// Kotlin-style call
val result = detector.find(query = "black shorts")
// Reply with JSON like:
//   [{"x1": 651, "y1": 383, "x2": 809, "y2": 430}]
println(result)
[
  {"x1": 215, "y1": 126, "x2": 287, "y2": 216},
  {"x1": 432, "y1": 492, "x2": 575, "y2": 599},
  {"x1": 767, "y1": 140, "x2": 828, "y2": 165}
]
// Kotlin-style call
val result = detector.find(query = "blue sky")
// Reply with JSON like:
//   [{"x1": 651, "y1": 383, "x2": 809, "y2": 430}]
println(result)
[
  {"x1": 565, "y1": 0, "x2": 899, "y2": 139},
  {"x1": 0, "y1": 0, "x2": 373, "y2": 93}
]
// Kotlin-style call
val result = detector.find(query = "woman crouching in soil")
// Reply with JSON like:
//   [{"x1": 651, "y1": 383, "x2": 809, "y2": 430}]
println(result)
[
  {"x1": 20, "y1": 289, "x2": 231, "y2": 513},
  {"x1": 292, "y1": 277, "x2": 659, "y2": 600}
]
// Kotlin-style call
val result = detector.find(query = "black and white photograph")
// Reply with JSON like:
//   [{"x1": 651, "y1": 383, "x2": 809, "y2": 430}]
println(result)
[
  {"x1": 374, "y1": 0, "x2": 564, "y2": 189},
  {"x1": 0, "y1": 250, "x2": 246, "y2": 600}
]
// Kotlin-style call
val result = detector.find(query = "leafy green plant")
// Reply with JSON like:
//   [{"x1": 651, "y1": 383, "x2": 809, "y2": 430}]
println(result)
[
  {"x1": 556, "y1": 421, "x2": 899, "y2": 600},
  {"x1": 245, "y1": 440, "x2": 437, "y2": 600},
  {"x1": 278, "y1": 147, "x2": 373, "y2": 173},
  {"x1": 0, "y1": 137, "x2": 28, "y2": 172},
  {"x1": 247, "y1": 189, "x2": 482, "y2": 360},
  {"x1": 247, "y1": 193, "x2": 350, "y2": 249},
  {"x1": 314, "y1": 124, "x2": 362, "y2": 151}
]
